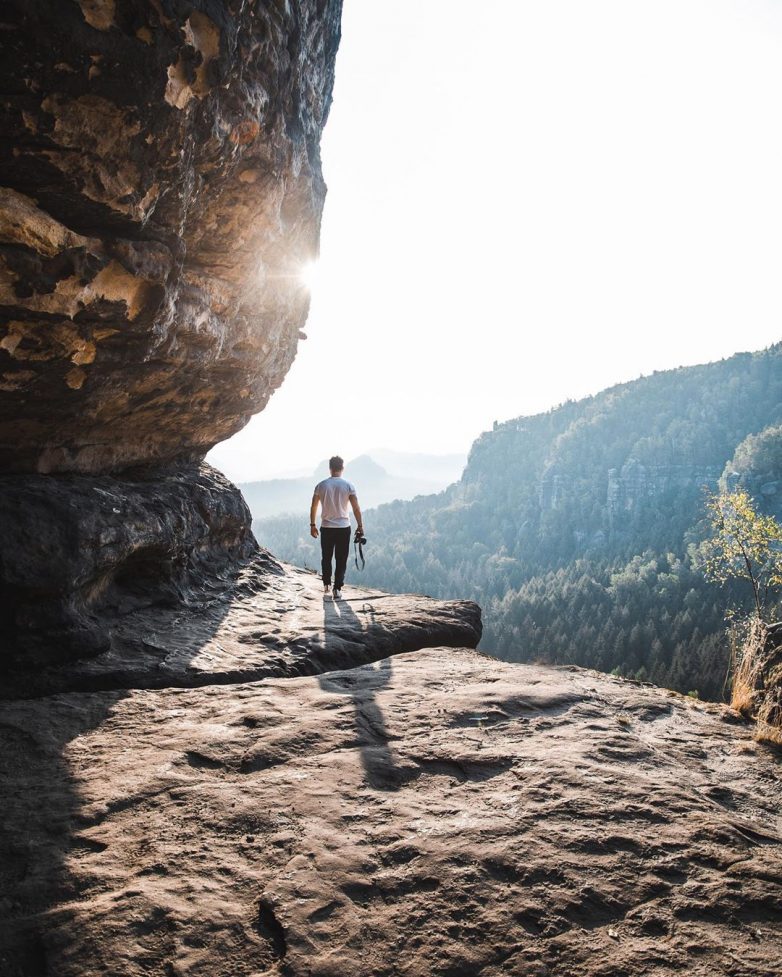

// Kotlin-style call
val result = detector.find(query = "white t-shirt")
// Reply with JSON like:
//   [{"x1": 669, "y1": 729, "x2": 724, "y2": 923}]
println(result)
[{"x1": 314, "y1": 476, "x2": 357, "y2": 528}]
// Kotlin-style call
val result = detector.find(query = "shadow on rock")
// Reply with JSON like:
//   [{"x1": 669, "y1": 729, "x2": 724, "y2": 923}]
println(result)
[
  {"x1": 319, "y1": 598, "x2": 401, "y2": 791},
  {"x1": 0, "y1": 553, "x2": 264, "y2": 976},
  {"x1": 0, "y1": 688, "x2": 127, "y2": 975}
]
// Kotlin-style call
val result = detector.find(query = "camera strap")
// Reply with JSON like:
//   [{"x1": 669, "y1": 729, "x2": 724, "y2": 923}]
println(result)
[{"x1": 354, "y1": 533, "x2": 366, "y2": 571}]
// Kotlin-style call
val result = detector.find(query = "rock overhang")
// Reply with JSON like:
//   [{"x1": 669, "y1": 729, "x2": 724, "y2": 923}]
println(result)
[{"x1": 0, "y1": 0, "x2": 342, "y2": 473}]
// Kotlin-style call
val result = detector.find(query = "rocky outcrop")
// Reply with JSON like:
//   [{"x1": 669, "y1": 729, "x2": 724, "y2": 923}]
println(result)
[
  {"x1": 606, "y1": 462, "x2": 721, "y2": 522},
  {"x1": 0, "y1": 0, "x2": 341, "y2": 473},
  {"x1": 0, "y1": 575, "x2": 488, "y2": 975},
  {"x1": 0, "y1": 463, "x2": 255, "y2": 666},
  {"x1": 540, "y1": 462, "x2": 721, "y2": 520},
  {"x1": 0, "y1": 0, "x2": 343, "y2": 660},
  {"x1": 1, "y1": 557, "x2": 483, "y2": 698},
  {"x1": 3, "y1": 8, "x2": 779, "y2": 976},
  {"x1": 535, "y1": 461, "x2": 722, "y2": 544},
  {"x1": 2, "y1": 635, "x2": 780, "y2": 977}
]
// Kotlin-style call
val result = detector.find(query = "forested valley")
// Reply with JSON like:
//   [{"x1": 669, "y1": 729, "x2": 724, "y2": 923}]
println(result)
[{"x1": 257, "y1": 345, "x2": 782, "y2": 700}]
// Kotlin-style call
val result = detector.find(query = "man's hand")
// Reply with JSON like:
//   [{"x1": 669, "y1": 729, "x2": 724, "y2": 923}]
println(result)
[{"x1": 310, "y1": 523, "x2": 319, "y2": 539}]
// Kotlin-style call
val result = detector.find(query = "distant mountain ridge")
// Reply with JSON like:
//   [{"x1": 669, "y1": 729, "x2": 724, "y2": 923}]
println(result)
[
  {"x1": 257, "y1": 343, "x2": 782, "y2": 698},
  {"x1": 241, "y1": 452, "x2": 466, "y2": 521}
]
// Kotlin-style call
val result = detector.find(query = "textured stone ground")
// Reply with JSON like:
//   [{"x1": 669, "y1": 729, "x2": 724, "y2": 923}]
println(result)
[{"x1": 2, "y1": 632, "x2": 781, "y2": 976}]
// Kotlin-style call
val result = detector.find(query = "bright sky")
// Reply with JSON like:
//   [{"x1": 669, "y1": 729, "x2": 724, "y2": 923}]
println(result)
[{"x1": 209, "y1": 0, "x2": 782, "y2": 482}]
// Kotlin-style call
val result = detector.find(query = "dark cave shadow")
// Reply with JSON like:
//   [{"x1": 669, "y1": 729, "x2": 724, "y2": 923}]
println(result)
[
  {"x1": 0, "y1": 551, "x2": 266, "y2": 976},
  {"x1": 0, "y1": 687, "x2": 130, "y2": 975},
  {"x1": 319, "y1": 597, "x2": 403, "y2": 791}
]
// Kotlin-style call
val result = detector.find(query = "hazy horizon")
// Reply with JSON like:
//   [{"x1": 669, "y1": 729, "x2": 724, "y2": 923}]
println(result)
[
  {"x1": 209, "y1": 0, "x2": 782, "y2": 483},
  {"x1": 238, "y1": 447, "x2": 469, "y2": 484}
]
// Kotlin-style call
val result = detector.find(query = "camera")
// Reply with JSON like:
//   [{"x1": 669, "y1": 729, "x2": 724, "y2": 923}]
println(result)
[{"x1": 354, "y1": 529, "x2": 367, "y2": 546}]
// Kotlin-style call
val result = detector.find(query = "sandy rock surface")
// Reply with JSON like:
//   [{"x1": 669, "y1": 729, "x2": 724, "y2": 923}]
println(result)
[
  {"x1": 2, "y1": 556, "x2": 481, "y2": 697},
  {"x1": 2, "y1": 642, "x2": 781, "y2": 977}
]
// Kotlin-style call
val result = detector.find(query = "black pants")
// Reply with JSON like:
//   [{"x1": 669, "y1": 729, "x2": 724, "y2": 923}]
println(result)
[{"x1": 320, "y1": 527, "x2": 351, "y2": 588}]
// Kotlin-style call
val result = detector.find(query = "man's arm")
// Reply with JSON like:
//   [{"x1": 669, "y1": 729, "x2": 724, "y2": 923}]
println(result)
[
  {"x1": 310, "y1": 493, "x2": 320, "y2": 538},
  {"x1": 349, "y1": 494, "x2": 363, "y2": 532}
]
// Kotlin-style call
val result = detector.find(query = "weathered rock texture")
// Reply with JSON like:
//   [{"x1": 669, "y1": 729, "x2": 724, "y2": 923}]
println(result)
[
  {"x1": 0, "y1": 0, "x2": 341, "y2": 472},
  {"x1": 0, "y1": 463, "x2": 255, "y2": 666},
  {"x1": 0, "y1": 0, "x2": 343, "y2": 660},
  {"x1": 4, "y1": 7, "x2": 780, "y2": 976},
  {"x1": 1, "y1": 556, "x2": 483, "y2": 697},
  {"x1": 2, "y1": 640, "x2": 780, "y2": 977}
]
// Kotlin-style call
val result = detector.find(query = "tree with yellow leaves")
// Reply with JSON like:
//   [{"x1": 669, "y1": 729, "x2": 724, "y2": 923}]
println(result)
[{"x1": 701, "y1": 489, "x2": 782, "y2": 621}]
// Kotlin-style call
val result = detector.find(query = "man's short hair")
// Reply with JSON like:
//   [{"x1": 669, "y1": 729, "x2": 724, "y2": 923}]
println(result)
[{"x1": 329, "y1": 455, "x2": 344, "y2": 471}]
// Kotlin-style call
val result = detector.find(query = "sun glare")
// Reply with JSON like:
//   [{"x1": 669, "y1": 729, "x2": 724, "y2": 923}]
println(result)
[{"x1": 299, "y1": 260, "x2": 321, "y2": 292}]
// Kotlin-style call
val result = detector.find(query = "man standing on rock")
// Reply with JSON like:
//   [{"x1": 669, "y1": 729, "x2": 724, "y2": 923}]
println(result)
[{"x1": 310, "y1": 455, "x2": 364, "y2": 600}]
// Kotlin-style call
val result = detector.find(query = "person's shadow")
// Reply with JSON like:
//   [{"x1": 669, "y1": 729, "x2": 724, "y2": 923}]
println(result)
[{"x1": 318, "y1": 598, "x2": 403, "y2": 791}]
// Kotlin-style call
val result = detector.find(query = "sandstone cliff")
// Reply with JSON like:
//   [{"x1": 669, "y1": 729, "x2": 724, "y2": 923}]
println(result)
[
  {"x1": 2, "y1": 6, "x2": 781, "y2": 977},
  {"x1": 0, "y1": 0, "x2": 342, "y2": 659},
  {"x1": 0, "y1": 0, "x2": 340, "y2": 474}
]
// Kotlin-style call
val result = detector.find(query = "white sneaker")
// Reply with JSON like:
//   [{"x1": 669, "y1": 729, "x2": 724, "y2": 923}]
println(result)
[
  {"x1": 333, "y1": 588, "x2": 342, "y2": 600},
  {"x1": 323, "y1": 583, "x2": 331, "y2": 598}
]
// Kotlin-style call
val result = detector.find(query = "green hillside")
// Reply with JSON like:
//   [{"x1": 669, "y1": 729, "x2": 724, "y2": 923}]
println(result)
[{"x1": 256, "y1": 344, "x2": 782, "y2": 699}]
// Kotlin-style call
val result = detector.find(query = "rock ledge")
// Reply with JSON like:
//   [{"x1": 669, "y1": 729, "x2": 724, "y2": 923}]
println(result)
[{"x1": 2, "y1": 635, "x2": 781, "y2": 975}]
